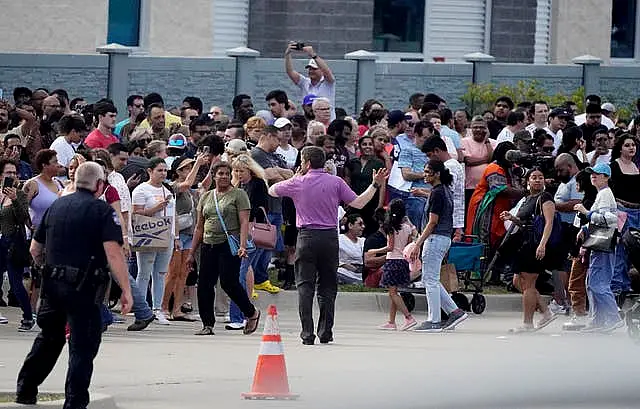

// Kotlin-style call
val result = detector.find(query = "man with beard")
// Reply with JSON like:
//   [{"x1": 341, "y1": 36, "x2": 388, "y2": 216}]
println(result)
[{"x1": 232, "y1": 94, "x2": 254, "y2": 124}]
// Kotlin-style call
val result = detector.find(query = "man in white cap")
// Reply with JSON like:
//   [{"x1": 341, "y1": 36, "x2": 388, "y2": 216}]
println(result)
[{"x1": 284, "y1": 41, "x2": 336, "y2": 121}]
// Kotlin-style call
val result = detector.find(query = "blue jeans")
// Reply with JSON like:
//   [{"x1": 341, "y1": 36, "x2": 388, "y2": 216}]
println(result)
[
  {"x1": 588, "y1": 250, "x2": 621, "y2": 326},
  {"x1": 229, "y1": 248, "x2": 263, "y2": 324},
  {"x1": 387, "y1": 185, "x2": 410, "y2": 203},
  {"x1": 128, "y1": 273, "x2": 154, "y2": 321},
  {"x1": 0, "y1": 235, "x2": 32, "y2": 320},
  {"x1": 612, "y1": 205, "x2": 640, "y2": 293},
  {"x1": 136, "y1": 243, "x2": 173, "y2": 310},
  {"x1": 405, "y1": 196, "x2": 428, "y2": 231},
  {"x1": 421, "y1": 234, "x2": 457, "y2": 323},
  {"x1": 252, "y1": 212, "x2": 283, "y2": 285}
]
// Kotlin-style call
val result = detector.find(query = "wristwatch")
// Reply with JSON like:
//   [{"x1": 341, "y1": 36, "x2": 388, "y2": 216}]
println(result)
[{"x1": 311, "y1": 54, "x2": 318, "y2": 59}]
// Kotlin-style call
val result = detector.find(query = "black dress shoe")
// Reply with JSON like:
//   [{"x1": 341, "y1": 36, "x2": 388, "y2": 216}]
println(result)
[
  {"x1": 319, "y1": 337, "x2": 333, "y2": 344},
  {"x1": 302, "y1": 339, "x2": 314, "y2": 345},
  {"x1": 15, "y1": 395, "x2": 37, "y2": 404},
  {"x1": 127, "y1": 315, "x2": 155, "y2": 331}
]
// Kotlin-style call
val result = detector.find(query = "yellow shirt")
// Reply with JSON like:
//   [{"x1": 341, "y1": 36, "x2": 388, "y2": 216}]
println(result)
[{"x1": 139, "y1": 111, "x2": 182, "y2": 129}]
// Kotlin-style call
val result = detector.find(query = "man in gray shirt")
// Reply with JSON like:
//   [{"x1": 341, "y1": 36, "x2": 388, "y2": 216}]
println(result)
[{"x1": 251, "y1": 125, "x2": 294, "y2": 293}]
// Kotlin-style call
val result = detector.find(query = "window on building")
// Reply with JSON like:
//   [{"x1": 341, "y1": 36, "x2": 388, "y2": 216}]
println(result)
[
  {"x1": 373, "y1": 0, "x2": 425, "y2": 53},
  {"x1": 107, "y1": 0, "x2": 141, "y2": 47},
  {"x1": 611, "y1": 0, "x2": 636, "y2": 58}
]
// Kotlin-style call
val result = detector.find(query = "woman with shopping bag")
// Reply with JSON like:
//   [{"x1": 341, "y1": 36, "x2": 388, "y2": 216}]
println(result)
[
  {"x1": 574, "y1": 163, "x2": 624, "y2": 333},
  {"x1": 131, "y1": 157, "x2": 177, "y2": 325}
]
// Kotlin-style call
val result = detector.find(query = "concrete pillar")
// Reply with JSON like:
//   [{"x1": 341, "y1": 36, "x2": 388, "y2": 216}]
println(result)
[
  {"x1": 226, "y1": 47, "x2": 260, "y2": 98},
  {"x1": 345, "y1": 50, "x2": 378, "y2": 114},
  {"x1": 96, "y1": 43, "x2": 132, "y2": 119},
  {"x1": 572, "y1": 55, "x2": 603, "y2": 97},
  {"x1": 464, "y1": 52, "x2": 495, "y2": 85}
]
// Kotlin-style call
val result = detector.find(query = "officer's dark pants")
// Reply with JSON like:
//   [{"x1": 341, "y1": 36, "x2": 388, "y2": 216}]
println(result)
[
  {"x1": 198, "y1": 242, "x2": 257, "y2": 327},
  {"x1": 295, "y1": 228, "x2": 339, "y2": 343},
  {"x1": 17, "y1": 280, "x2": 102, "y2": 409}
]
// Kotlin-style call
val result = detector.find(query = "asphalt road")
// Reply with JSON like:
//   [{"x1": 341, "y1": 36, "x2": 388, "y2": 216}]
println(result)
[{"x1": 0, "y1": 306, "x2": 639, "y2": 409}]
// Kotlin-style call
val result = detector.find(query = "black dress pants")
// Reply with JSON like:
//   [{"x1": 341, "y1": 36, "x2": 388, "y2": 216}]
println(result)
[
  {"x1": 295, "y1": 228, "x2": 339, "y2": 343},
  {"x1": 17, "y1": 280, "x2": 102, "y2": 409}
]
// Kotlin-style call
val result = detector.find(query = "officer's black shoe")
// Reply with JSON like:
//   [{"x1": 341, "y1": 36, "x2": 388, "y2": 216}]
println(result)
[
  {"x1": 15, "y1": 395, "x2": 37, "y2": 405},
  {"x1": 319, "y1": 337, "x2": 333, "y2": 344},
  {"x1": 127, "y1": 315, "x2": 155, "y2": 331}
]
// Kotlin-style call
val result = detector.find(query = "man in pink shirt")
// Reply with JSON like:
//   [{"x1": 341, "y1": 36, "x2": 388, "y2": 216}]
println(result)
[
  {"x1": 84, "y1": 101, "x2": 119, "y2": 149},
  {"x1": 269, "y1": 146, "x2": 388, "y2": 345},
  {"x1": 461, "y1": 116, "x2": 497, "y2": 209}
]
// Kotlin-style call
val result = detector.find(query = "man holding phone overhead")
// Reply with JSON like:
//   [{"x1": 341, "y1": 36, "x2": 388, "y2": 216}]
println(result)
[{"x1": 284, "y1": 41, "x2": 336, "y2": 121}]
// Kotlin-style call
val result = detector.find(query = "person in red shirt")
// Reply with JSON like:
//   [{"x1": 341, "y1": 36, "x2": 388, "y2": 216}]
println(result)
[{"x1": 84, "y1": 101, "x2": 119, "y2": 149}]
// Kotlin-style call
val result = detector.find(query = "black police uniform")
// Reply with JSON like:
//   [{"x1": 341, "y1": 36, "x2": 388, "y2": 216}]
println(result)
[{"x1": 16, "y1": 189, "x2": 123, "y2": 409}]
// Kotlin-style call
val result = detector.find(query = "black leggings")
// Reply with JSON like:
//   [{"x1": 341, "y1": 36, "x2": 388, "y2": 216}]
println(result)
[{"x1": 197, "y1": 242, "x2": 256, "y2": 327}]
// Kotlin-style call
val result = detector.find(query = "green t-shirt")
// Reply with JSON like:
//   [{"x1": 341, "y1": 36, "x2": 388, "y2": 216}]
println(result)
[{"x1": 198, "y1": 187, "x2": 251, "y2": 245}]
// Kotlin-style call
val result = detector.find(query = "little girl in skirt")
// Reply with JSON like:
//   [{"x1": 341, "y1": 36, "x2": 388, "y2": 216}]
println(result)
[{"x1": 367, "y1": 199, "x2": 418, "y2": 331}]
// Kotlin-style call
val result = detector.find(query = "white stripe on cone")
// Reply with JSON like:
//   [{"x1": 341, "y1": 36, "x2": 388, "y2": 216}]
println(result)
[{"x1": 259, "y1": 341, "x2": 284, "y2": 356}]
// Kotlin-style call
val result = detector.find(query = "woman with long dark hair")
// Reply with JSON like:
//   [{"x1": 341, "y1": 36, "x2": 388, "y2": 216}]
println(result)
[
  {"x1": 500, "y1": 168, "x2": 559, "y2": 332},
  {"x1": 411, "y1": 160, "x2": 468, "y2": 332},
  {"x1": 609, "y1": 134, "x2": 640, "y2": 298},
  {"x1": 344, "y1": 135, "x2": 386, "y2": 236}
]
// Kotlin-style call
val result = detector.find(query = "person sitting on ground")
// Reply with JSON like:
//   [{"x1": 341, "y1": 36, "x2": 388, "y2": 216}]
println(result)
[{"x1": 337, "y1": 214, "x2": 367, "y2": 285}]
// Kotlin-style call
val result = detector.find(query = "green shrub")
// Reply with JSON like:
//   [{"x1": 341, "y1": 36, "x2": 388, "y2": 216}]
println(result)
[{"x1": 460, "y1": 80, "x2": 585, "y2": 116}]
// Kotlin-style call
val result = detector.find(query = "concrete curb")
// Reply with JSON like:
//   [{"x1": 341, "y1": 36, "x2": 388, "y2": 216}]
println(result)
[
  {"x1": 252, "y1": 290, "x2": 550, "y2": 314},
  {"x1": 0, "y1": 393, "x2": 116, "y2": 409}
]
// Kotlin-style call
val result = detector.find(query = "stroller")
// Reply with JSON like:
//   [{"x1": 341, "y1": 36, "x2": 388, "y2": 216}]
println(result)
[
  {"x1": 447, "y1": 237, "x2": 487, "y2": 314},
  {"x1": 620, "y1": 228, "x2": 640, "y2": 343}
]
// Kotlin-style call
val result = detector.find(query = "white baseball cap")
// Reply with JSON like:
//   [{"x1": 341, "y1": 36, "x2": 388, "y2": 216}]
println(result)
[
  {"x1": 274, "y1": 117, "x2": 292, "y2": 129},
  {"x1": 305, "y1": 59, "x2": 319, "y2": 69}
]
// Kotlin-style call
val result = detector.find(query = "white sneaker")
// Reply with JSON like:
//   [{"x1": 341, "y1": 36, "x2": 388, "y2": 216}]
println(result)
[
  {"x1": 563, "y1": 315, "x2": 588, "y2": 331},
  {"x1": 225, "y1": 321, "x2": 246, "y2": 330},
  {"x1": 548, "y1": 300, "x2": 568, "y2": 315},
  {"x1": 0, "y1": 314, "x2": 8, "y2": 324},
  {"x1": 154, "y1": 311, "x2": 170, "y2": 325}
]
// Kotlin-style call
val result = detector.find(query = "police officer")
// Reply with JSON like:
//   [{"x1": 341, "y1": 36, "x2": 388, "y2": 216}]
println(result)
[{"x1": 15, "y1": 162, "x2": 133, "y2": 408}]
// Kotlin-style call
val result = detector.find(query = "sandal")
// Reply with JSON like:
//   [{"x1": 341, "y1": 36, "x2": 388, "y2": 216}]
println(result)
[
  {"x1": 195, "y1": 326, "x2": 214, "y2": 336},
  {"x1": 243, "y1": 310, "x2": 261, "y2": 335}
]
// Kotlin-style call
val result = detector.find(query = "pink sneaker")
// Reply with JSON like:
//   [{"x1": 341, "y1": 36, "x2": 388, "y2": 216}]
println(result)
[
  {"x1": 378, "y1": 322, "x2": 397, "y2": 330},
  {"x1": 399, "y1": 316, "x2": 417, "y2": 331}
]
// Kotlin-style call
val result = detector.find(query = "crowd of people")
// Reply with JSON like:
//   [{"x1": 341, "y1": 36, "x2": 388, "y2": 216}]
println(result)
[{"x1": 1, "y1": 42, "x2": 639, "y2": 338}]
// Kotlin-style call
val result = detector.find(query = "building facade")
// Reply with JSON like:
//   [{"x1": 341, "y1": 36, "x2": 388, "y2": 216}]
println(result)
[{"x1": 0, "y1": 0, "x2": 636, "y2": 65}]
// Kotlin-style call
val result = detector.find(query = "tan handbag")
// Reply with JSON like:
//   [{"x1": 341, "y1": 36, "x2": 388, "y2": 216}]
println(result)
[{"x1": 249, "y1": 207, "x2": 277, "y2": 250}]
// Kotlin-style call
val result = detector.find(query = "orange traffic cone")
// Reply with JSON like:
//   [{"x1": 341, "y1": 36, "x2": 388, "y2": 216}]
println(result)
[{"x1": 242, "y1": 304, "x2": 299, "y2": 400}]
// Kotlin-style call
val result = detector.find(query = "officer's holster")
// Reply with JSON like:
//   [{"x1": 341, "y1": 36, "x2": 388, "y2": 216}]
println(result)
[{"x1": 42, "y1": 265, "x2": 110, "y2": 305}]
